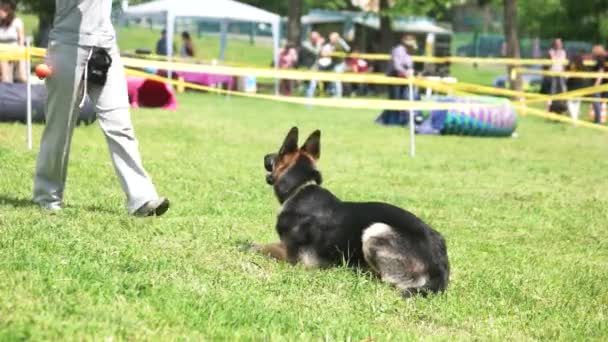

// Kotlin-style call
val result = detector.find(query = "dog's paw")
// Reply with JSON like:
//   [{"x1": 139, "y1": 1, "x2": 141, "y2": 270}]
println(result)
[
  {"x1": 234, "y1": 240, "x2": 259, "y2": 253},
  {"x1": 249, "y1": 242, "x2": 264, "y2": 253}
]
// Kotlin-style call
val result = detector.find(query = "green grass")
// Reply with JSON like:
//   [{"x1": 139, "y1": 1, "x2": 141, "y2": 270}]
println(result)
[
  {"x1": 450, "y1": 63, "x2": 505, "y2": 86},
  {"x1": 1, "y1": 93, "x2": 607, "y2": 340}
]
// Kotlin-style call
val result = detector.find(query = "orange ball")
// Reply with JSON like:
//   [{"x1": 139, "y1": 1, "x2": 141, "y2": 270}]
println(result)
[{"x1": 35, "y1": 64, "x2": 51, "y2": 79}]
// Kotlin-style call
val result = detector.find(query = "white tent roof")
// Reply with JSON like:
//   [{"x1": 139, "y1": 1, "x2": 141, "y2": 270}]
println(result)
[{"x1": 124, "y1": 0, "x2": 280, "y2": 24}]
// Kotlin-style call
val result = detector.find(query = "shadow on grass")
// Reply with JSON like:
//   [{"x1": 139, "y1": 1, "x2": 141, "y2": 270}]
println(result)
[
  {"x1": 83, "y1": 204, "x2": 122, "y2": 215},
  {"x1": 0, "y1": 194, "x2": 121, "y2": 215},
  {"x1": 0, "y1": 195, "x2": 33, "y2": 208}
]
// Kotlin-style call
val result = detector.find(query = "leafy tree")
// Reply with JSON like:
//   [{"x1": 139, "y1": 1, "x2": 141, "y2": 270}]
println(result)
[
  {"x1": 287, "y1": 0, "x2": 303, "y2": 48},
  {"x1": 503, "y1": 0, "x2": 521, "y2": 90},
  {"x1": 19, "y1": 0, "x2": 54, "y2": 47}
]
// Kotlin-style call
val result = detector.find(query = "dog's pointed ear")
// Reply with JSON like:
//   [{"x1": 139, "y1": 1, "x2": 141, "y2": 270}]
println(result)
[
  {"x1": 279, "y1": 127, "x2": 299, "y2": 157},
  {"x1": 301, "y1": 130, "x2": 321, "y2": 160}
]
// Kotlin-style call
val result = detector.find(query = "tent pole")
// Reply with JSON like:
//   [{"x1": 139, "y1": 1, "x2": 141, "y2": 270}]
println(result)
[
  {"x1": 408, "y1": 77, "x2": 415, "y2": 158},
  {"x1": 166, "y1": 11, "x2": 175, "y2": 82},
  {"x1": 272, "y1": 20, "x2": 280, "y2": 95},
  {"x1": 26, "y1": 38, "x2": 32, "y2": 150},
  {"x1": 219, "y1": 20, "x2": 228, "y2": 61}
]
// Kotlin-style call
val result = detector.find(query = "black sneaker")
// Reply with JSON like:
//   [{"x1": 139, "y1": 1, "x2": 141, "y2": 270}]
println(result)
[{"x1": 133, "y1": 197, "x2": 170, "y2": 217}]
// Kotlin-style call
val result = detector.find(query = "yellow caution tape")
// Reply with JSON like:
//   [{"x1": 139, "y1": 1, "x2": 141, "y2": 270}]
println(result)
[
  {"x1": 331, "y1": 51, "x2": 606, "y2": 67},
  {"x1": 523, "y1": 83, "x2": 608, "y2": 104},
  {"x1": 514, "y1": 67, "x2": 604, "y2": 79},
  {"x1": 3, "y1": 43, "x2": 607, "y2": 130},
  {"x1": 125, "y1": 68, "x2": 512, "y2": 111},
  {"x1": 128, "y1": 68, "x2": 608, "y2": 133},
  {"x1": 513, "y1": 104, "x2": 608, "y2": 133}
]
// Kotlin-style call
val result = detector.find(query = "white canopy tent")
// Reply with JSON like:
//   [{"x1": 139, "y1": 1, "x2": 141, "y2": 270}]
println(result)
[{"x1": 124, "y1": 0, "x2": 280, "y2": 85}]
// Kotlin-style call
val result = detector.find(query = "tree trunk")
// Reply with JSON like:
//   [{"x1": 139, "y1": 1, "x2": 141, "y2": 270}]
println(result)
[
  {"x1": 287, "y1": 0, "x2": 302, "y2": 48},
  {"x1": 35, "y1": 14, "x2": 53, "y2": 48},
  {"x1": 503, "y1": 0, "x2": 522, "y2": 91},
  {"x1": 379, "y1": 0, "x2": 392, "y2": 71}
]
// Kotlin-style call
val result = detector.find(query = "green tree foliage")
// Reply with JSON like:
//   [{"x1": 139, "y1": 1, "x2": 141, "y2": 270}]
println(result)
[{"x1": 518, "y1": 0, "x2": 607, "y2": 42}]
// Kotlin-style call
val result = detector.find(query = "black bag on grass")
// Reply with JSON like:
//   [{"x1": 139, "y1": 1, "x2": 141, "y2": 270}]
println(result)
[{"x1": 0, "y1": 82, "x2": 96, "y2": 125}]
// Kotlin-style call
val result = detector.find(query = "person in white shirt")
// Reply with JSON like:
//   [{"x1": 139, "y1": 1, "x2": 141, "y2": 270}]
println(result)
[
  {"x1": 547, "y1": 38, "x2": 568, "y2": 111},
  {"x1": 0, "y1": 0, "x2": 25, "y2": 82}
]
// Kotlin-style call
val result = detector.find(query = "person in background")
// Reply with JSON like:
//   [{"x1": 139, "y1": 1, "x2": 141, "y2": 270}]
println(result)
[
  {"x1": 278, "y1": 43, "x2": 298, "y2": 95},
  {"x1": 180, "y1": 31, "x2": 194, "y2": 58},
  {"x1": 345, "y1": 48, "x2": 372, "y2": 96},
  {"x1": 300, "y1": 31, "x2": 322, "y2": 70},
  {"x1": 326, "y1": 32, "x2": 350, "y2": 98},
  {"x1": 387, "y1": 34, "x2": 417, "y2": 99},
  {"x1": 302, "y1": 31, "x2": 324, "y2": 98},
  {"x1": 591, "y1": 44, "x2": 607, "y2": 124},
  {"x1": 155, "y1": 29, "x2": 168, "y2": 56},
  {"x1": 377, "y1": 34, "x2": 418, "y2": 125},
  {"x1": 565, "y1": 53, "x2": 588, "y2": 123},
  {"x1": 547, "y1": 38, "x2": 568, "y2": 111},
  {"x1": 0, "y1": 0, "x2": 25, "y2": 83}
]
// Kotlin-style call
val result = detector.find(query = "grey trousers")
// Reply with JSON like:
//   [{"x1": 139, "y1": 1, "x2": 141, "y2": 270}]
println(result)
[{"x1": 33, "y1": 41, "x2": 159, "y2": 213}]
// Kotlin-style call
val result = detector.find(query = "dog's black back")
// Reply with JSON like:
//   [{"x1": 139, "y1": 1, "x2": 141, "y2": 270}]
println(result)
[{"x1": 263, "y1": 127, "x2": 450, "y2": 297}]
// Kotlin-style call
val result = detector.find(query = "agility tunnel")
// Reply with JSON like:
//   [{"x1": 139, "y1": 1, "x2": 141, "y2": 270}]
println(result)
[
  {"x1": 377, "y1": 96, "x2": 518, "y2": 137},
  {"x1": 127, "y1": 77, "x2": 177, "y2": 110},
  {"x1": 0, "y1": 82, "x2": 96, "y2": 125}
]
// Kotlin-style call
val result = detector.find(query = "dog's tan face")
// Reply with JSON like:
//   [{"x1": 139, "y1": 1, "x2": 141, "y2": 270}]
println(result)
[{"x1": 264, "y1": 127, "x2": 320, "y2": 185}]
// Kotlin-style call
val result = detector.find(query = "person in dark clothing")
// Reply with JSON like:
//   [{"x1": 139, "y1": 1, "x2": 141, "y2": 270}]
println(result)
[
  {"x1": 566, "y1": 53, "x2": 589, "y2": 122},
  {"x1": 155, "y1": 29, "x2": 167, "y2": 56},
  {"x1": 591, "y1": 45, "x2": 607, "y2": 124},
  {"x1": 180, "y1": 31, "x2": 195, "y2": 57}
]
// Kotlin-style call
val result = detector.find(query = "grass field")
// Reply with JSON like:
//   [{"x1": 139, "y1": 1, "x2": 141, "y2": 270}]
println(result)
[{"x1": 1, "y1": 93, "x2": 607, "y2": 340}]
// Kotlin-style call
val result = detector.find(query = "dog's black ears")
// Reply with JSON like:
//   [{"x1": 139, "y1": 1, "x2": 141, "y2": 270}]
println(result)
[
  {"x1": 279, "y1": 126, "x2": 299, "y2": 157},
  {"x1": 301, "y1": 130, "x2": 321, "y2": 160}
]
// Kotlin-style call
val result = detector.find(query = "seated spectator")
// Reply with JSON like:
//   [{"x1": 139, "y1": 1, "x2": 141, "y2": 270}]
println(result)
[
  {"x1": 156, "y1": 29, "x2": 168, "y2": 56},
  {"x1": 180, "y1": 31, "x2": 195, "y2": 58},
  {"x1": 0, "y1": 0, "x2": 25, "y2": 83},
  {"x1": 346, "y1": 49, "x2": 372, "y2": 96}
]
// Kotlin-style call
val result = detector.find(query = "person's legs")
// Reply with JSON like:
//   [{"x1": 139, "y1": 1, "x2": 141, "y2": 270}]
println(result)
[
  {"x1": 306, "y1": 79, "x2": 318, "y2": 98},
  {"x1": 333, "y1": 63, "x2": 345, "y2": 98},
  {"x1": 87, "y1": 45, "x2": 164, "y2": 215},
  {"x1": 593, "y1": 93, "x2": 602, "y2": 124},
  {"x1": 567, "y1": 99, "x2": 580, "y2": 123},
  {"x1": 14, "y1": 60, "x2": 27, "y2": 83},
  {"x1": 33, "y1": 42, "x2": 86, "y2": 208},
  {"x1": 559, "y1": 77, "x2": 567, "y2": 93},
  {"x1": 0, "y1": 60, "x2": 14, "y2": 82}
]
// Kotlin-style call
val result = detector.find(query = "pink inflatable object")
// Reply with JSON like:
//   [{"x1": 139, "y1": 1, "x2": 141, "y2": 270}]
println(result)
[
  {"x1": 127, "y1": 77, "x2": 178, "y2": 110},
  {"x1": 175, "y1": 71, "x2": 235, "y2": 90}
]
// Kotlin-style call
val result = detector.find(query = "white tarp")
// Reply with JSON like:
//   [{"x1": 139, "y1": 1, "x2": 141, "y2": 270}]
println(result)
[
  {"x1": 125, "y1": 0, "x2": 280, "y2": 24},
  {"x1": 124, "y1": 0, "x2": 280, "y2": 91}
]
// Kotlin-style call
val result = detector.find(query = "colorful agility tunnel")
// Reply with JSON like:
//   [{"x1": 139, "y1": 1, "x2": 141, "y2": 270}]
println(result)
[{"x1": 377, "y1": 96, "x2": 518, "y2": 137}]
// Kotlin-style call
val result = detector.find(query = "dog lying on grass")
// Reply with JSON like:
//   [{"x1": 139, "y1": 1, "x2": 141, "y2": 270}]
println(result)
[{"x1": 252, "y1": 127, "x2": 450, "y2": 297}]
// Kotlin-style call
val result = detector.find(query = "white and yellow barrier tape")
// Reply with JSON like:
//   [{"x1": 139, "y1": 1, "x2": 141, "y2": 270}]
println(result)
[
  {"x1": 513, "y1": 67, "x2": 604, "y2": 79},
  {"x1": 2, "y1": 44, "x2": 607, "y2": 132},
  {"x1": 0, "y1": 44, "x2": 594, "y2": 102},
  {"x1": 125, "y1": 68, "x2": 509, "y2": 112},
  {"x1": 331, "y1": 51, "x2": 606, "y2": 67},
  {"x1": 127, "y1": 68, "x2": 608, "y2": 133}
]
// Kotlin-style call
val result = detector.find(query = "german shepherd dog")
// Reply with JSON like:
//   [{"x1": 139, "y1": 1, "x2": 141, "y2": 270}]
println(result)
[{"x1": 252, "y1": 127, "x2": 450, "y2": 297}]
